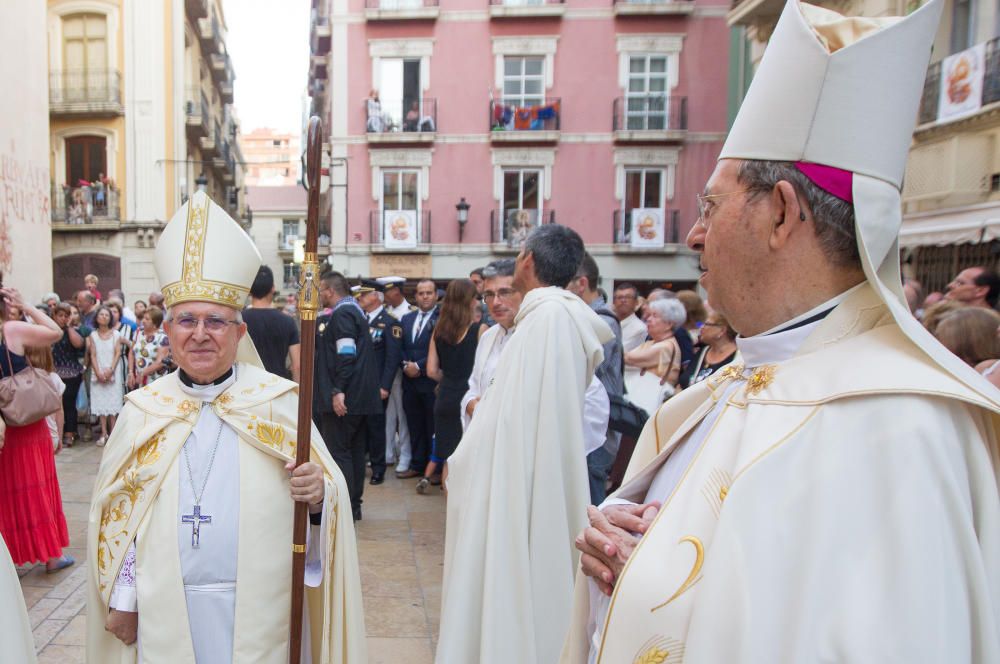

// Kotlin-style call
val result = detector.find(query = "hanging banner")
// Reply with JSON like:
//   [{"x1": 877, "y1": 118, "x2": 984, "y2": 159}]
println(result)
[
  {"x1": 938, "y1": 42, "x2": 986, "y2": 122},
  {"x1": 383, "y1": 209, "x2": 418, "y2": 249},
  {"x1": 630, "y1": 208, "x2": 665, "y2": 248}
]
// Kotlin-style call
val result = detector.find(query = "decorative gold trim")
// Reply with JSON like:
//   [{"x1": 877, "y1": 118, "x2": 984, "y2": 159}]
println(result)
[
  {"x1": 163, "y1": 279, "x2": 249, "y2": 309},
  {"x1": 746, "y1": 365, "x2": 777, "y2": 396},
  {"x1": 292, "y1": 544, "x2": 306, "y2": 554},
  {"x1": 650, "y1": 536, "x2": 704, "y2": 612}
]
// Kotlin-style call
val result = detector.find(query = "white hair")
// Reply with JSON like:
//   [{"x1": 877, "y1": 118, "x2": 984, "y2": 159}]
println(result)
[
  {"x1": 647, "y1": 298, "x2": 687, "y2": 327},
  {"x1": 165, "y1": 305, "x2": 243, "y2": 324}
]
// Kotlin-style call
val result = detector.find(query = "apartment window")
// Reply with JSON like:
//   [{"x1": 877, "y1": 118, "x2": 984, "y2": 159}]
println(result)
[
  {"x1": 376, "y1": 59, "x2": 422, "y2": 130},
  {"x1": 382, "y1": 169, "x2": 419, "y2": 213},
  {"x1": 626, "y1": 55, "x2": 669, "y2": 130},
  {"x1": 62, "y1": 13, "x2": 108, "y2": 99},
  {"x1": 66, "y1": 136, "x2": 107, "y2": 184},
  {"x1": 624, "y1": 169, "x2": 664, "y2": 210},
  {"x1": 503, "y1": 57, "x2": 544, "y2": 107},
  {"x1": 950, "y1": 0, "x2": 976, "y2": 53},
  {"x1": 282, "y1": 219, "x2": 299, "y2": 249},
  {"x1": 284, "y1": 263, "x2": 300, "y2": 290},
  {"x1": 501, "y1": 169, "x2": 542, "y2": 243}
]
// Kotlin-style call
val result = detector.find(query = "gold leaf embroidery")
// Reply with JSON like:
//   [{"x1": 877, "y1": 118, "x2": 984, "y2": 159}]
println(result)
[
  {"x1": 215, "y1": 392, "x2": 234, "y2": 407},
  {"x1": 635, "y1": 647, "x2": 669, "y2": 664},
  {"x1": 255, "y1": 421, "x2": 286, "y2": 451},
  {"x1": 651, "y1": 536, "x2": 704, "y2": 612},
  {"x1": 746, "y1": 365, "x2": 777, "y2": 396},
  {"x1": 136, "y1": 433, "x2": 163, "y2": 467},
  {"x1": 716, "y1": 363, "x2": 744, "y2": 381},
  {"x1": 177, "y1": 399, "x2": 198, "y2": 416},
  {"x1": 719, "y1": 486, "x2": 728, "y2": 501}
]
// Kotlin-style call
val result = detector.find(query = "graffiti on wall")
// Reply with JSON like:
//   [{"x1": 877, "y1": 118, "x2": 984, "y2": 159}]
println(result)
[{"x1": 0, "y1": 139, "x2": 50, "y2": 276}]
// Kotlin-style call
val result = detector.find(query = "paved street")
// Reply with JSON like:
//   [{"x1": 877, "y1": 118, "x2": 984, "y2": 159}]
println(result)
[{"x1": 17, "y1": 437, "x2": 446, "y2": 663}]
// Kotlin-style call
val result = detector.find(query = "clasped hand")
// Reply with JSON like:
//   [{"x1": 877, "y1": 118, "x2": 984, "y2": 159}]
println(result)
[{"x1": 575, "y1": 502, "x2": 659, "y2": 597}]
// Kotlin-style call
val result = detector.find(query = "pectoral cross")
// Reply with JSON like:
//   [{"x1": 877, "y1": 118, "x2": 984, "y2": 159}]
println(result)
[{"x1": 181, "y1": 505, "x2": 212, "y2": 548}]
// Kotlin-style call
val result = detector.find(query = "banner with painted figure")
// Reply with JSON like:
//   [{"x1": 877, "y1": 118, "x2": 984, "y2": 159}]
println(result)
[
  {"x1": 630, "y1": 208, "x2": 665, "y2": 248},
  {"x1": 384, "y1": 209, "x2": 418, "y2": 249},
  {"x1": 938, "y1": 43, "x2": 986, "y2": 122}
]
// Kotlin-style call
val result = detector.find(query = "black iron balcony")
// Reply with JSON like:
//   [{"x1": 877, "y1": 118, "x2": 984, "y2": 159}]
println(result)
[
  {"x1": 369, "y1": 209, "x2": 432, "y2": 245},
  {"x1": 366, "y1": 98, "x2": 437, "y2": 139},
  {"x1": 918, "y1": 37, "x2": 1000, "y2": 126},
  {"x1": 489, "y1": 0, "x2": 566, "y2": 17},
  {"x1": 490, "y1": 208, "x2": 555, "y2": 245},
  {"x1": 364, "y1": 0, "x2": 440, "y2": 19},
  {"x1": 489, "y1": 98, "x2": 560, "y2": 139},
  {"x1": 198, "y1": 15, "x2": 221, "y2": 51},
  {"x1": 52, "y1": 184, "x2": 120, "y2": 226},
  {"x1": 185, "y1": 88, "x2": 210, "y2": 137},
  {"x1": 613, "y1": 208, "x2": 680, "y2": 245},
  {"x1": 49, "y1": 69, "x2": 123, "y2": 117},
  {"x1": 612, "y1": 0, "x2": 694, "y2": 15},
  {"x1": 613, "y1": 95, "x2": 687, "y2": 136},
  {"x1": 311, "y1": 14, "x2": 331, "y2": 55}
]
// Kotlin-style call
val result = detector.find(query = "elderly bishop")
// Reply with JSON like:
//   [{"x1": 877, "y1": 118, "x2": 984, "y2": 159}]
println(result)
[
  {"x1": 564, "y1": 2, "x2": 1000, "y2": 663},
  {"x1": 86, "y1": 192, "x2": 366, "y2": 663}
]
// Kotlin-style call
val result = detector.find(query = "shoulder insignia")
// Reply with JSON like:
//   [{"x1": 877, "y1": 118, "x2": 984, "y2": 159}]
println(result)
[{"x1": 392, "y1": 326, "x2": 403, "y2": 339}]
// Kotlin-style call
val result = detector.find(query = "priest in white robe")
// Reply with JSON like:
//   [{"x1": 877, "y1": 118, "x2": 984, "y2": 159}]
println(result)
[
  {"x1": 562, "y1": 3, "x2": 1000, "y2": 663},
  {"x1": 86, "y1": 192, "x2": 366, "y2": 664},
  {"x1": 438, "y1": 225, "x2": 613, "y2": 664}
]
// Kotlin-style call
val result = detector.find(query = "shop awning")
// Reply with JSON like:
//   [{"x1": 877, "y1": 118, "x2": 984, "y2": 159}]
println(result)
[{"x1": 900, "y1": 202, "x2": 1000, "y2": 247}]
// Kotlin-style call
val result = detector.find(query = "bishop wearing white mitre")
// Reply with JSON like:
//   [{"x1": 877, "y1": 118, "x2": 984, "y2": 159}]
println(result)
[
  {"x1": 86, "y1": 191, "x2": 366, "y2": 664},
  {"x1": 563, "y1": 2, "x2": 1000, "y2": 663}
]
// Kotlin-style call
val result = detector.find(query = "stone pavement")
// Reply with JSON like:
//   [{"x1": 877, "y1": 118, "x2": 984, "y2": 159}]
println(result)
[{"x1": 17, "y1": 437, "x2": 447, "y2": 663}]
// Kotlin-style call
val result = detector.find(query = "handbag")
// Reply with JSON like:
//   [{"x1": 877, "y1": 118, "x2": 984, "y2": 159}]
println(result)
[
  {"x1": 608, "y1": 394, "x2": 649, "y2": 439},
  {"x1": 0, "y1": 346, "x2": 63, "y2": 426}
]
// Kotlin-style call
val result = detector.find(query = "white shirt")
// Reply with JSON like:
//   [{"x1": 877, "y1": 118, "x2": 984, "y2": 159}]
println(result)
[
  {"x1": 385, "y1": 299, "x2": 412, "y2": 320},
  {"x1": 367, "y1": 305, "x2": 384, "y2": 324},
  {"x1": 619, "y1": 314, "x2": 648, "y2": 354},
  {"x1": 460, "y1": 323, "x2": 512, "y2": 430}
]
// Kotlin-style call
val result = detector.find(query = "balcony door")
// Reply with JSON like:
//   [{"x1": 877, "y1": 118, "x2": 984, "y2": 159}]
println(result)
[
  {"x1": 66, "y1": 136, "x2": 107, "y2": 185},
  {"x1": 626, "y1": 54, "x2": 668, "y2": 130},
  {"x1": 502, "y1": 169, "x2": 542, "y2": 243},
  {"x1": 381, "y1": 169, "x2": 420, "y2": 246},
  {"x1": 377, "y1": 59, "x2": 421, "y2": 130},
  {"x1": 503, "y1": 57, "x2": 544, "y2": 107},
  {"x1": 62, "y1": 13, "x2": 108, "y2": 102},
  {"x1": 621, "y1": 168, "x2": 664, "y2": 242}
]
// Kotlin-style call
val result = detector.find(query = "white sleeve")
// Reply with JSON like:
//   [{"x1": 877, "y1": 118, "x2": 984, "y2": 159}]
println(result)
[
  {"x1": 460, "y1": 340, "x2": 487, "y2": 431},
  {"x1": 109, "y1": 541, "x2": 138, "y2": 612},
  {"x1": 50, "y1": 372, "x2": 66, "y2": 396},
  {"x1": 583, "y1": 377, "x2": 610, "y2": 456},
  {"x1": 302, "y1": 476, "x2": 334, "y2": 587}
]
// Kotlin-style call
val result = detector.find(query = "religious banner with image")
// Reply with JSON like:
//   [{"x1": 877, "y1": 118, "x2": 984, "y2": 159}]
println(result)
[
  {"x1": 938, "y1": 42, "x2": 986, "y2": 122},
  {"x1": 383, "y1": 209, "x2": 418, "y2": 249},
  {"x1": 630, "y1": 208, "x2": 665, "y2": 248}
]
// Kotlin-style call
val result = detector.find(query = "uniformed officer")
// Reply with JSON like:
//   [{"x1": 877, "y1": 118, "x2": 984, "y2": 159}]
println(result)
[
  {"x1": 315, "y1": 270, "x2": 382, "y2": 521},
  {"x1": 375, "y1": 276, "x2": 417, "y2": 474},
  {"x1": 352, "y1": 279, "x2": 403, "y2": 485}
]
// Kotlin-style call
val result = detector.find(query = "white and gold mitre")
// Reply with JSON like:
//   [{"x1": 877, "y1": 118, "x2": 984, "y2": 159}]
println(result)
[
  {"x1": 154, "y1": 191, "x2": 262, "y2": 310},
  {"x1": 720, "y1": 0, "x2": 942, "y2": 189}
]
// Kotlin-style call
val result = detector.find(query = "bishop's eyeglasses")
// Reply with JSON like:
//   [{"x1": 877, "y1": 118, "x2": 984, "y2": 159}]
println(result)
[{"x1": 172, "y1": 315, "x2": 240, "y2": 333}]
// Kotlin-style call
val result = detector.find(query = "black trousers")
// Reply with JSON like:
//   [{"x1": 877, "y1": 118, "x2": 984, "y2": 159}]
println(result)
[
  {"x1": 61, "y1": 374, "x2": 82, "y2": 436},
  {"x1": 365, "y1": 398, "x2": 388, "y2": 475},
  {"x1": 402, "y1": 388, "x2": 435, "y2": 473},
  {"x1": 321, "y1": 412, "x2": 369, "y2": 517}
]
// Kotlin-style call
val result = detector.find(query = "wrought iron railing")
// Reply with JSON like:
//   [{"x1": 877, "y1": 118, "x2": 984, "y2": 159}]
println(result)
[
  {"x1": 52, "y1": 185, "x2": 120, "y2": 224},
  {"x1": 185, "y1": 88, "x2": 210, "y2": 134},
  {"x1": 613, "y1": 208, "x2": 680, "y2": 244},
  {"x1": 369, "y1": 209, "x2": 432, "y2": 245},
  {"x1": 490, "y1": 208, "x2": 555, "y2": 245},
  {"x1": 489, "y1": 0, "x2": 565, "y2": 5},
  {"x1": 364, "y1": 0, "x2": 439, "y2": 8},
  {"x1": 49, "y1": 69, "x2": 122, "y2": 111},
  {"x1": 613, "y1": 95, "x2": 687, "y2": 132},
  {"x1": 490, "y1": 98, "x2": 560, "y2": 132},
  {"x1": 366, "y1": 98, "x2": 437, "y2": 133}
]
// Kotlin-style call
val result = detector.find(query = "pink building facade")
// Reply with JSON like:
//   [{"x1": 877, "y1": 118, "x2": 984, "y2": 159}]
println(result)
[{"x1": 308, "y1": 0, "x2": 730, "y2": 287}]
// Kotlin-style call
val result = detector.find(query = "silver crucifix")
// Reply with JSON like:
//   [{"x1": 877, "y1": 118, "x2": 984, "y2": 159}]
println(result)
[{"x1": 181, "y1": 504, "x2": 212, "y2": 548}]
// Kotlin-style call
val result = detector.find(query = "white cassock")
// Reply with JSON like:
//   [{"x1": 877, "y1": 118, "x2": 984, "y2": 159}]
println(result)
[
  {"x1": 1, "y1": 537, "x2": 36, "y2": 664},
  {"x1": 459, "y1": 323, "x2": 511, "y2": 431},
  {"x1": 108, "y1": 372, "x2": 327, "y2": 664}
]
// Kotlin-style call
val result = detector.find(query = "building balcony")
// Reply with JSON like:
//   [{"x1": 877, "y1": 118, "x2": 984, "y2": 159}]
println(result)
[
  {"x1": 489, "y1": 98, "x2": 560, "y2": 142},
  {"x1": 185, "y1": 88, "x2": 211, "y2": 138},
  {"x1": 185, "y1": 0, "x2": 209, "y2": 20},
  {"x1": 489, "y1": 0, "x2": 566, "y2": 19},
  {"x1": 369, "y1": 209, "x2": 433, "y2": 248},
  {"x1": 612, "y1": 0, "x2": 693, "y2": 15},
  {"x1": 366, "y1": 98, "x2": 436, "y2": 143},
  {"x1": 51, "y1": 185, "x2": 120, "y2": 230},
  {"x1": 200, "y1": 125, "x2": 220, "y2": 157},
  {"x1": 49, "y1": 69, "x2": 123, "y2": 117},
  {"x1": 612, "y1": 208, "x2": 680, "y2": 247},
  {"x1": 277, "y1": 233, "x2": 332, "y2": 260},
  {"x1": 612, "y1": 95, "x2": 687, "y2": 141},
  {"x1": 727, "y1": 0, "x2": 784, "y2": 28},
  {"x1": 916, "y1": 37, "x2": 1000, "y2": 129},
  {"x1": 197, "y1": 16, "x2": 221, "y2": 53},
  {"x1": 490, "y1": 208, "x2": 555, "y2": 247},
  {"x1": 364, "y1": 0, "x2": 439, "y2": 21},
  {"x1": 210, "y1": 52, "x2": 229, "y2": 83},
  {"x1": 311, "y1": 14, "x2": 331, "y2": 55},
  {"x1": 310, "y1": 54, "x2": 328, "y2": 80}
]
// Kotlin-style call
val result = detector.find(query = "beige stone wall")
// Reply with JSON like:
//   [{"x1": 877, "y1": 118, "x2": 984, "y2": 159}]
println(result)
[{"x1": 1, "y1": 0, "x2": 52, "y2": 302}]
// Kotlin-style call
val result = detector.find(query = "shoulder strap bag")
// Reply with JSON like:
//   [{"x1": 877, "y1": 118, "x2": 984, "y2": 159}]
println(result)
[{"x1": 0, "y1": 346, "x2": 64, "y2": 426}]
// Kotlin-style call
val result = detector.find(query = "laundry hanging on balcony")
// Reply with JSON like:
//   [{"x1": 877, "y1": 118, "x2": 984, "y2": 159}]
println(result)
[{"x1": 494, "y1": 100, "x2": 560, "y2": 130}]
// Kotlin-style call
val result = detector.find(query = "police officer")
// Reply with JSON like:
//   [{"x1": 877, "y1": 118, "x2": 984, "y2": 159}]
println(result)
[
  {"x1": 353, "y1": 279, "x2": 403, "y2": 485},
  {"x1": 315, "y1": 270, "x2": 381, "y2": 521}
]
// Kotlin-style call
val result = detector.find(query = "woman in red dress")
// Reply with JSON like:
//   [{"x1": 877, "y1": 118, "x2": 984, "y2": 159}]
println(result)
[{"x1": 0, "y1": 286, "x2": 74, "y2": 570}]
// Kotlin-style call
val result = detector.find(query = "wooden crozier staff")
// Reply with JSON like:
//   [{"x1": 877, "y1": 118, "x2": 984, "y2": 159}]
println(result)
[{"x1": 289, "y1": 116, "x2": 323, "y2": 664}]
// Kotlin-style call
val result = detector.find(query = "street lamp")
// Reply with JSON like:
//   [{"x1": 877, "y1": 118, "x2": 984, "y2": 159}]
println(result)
[{"x1": 456, "y1": 197, "x2": 470, "y2": 243}]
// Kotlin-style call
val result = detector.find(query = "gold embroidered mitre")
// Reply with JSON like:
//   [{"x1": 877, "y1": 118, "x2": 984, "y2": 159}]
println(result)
[{"x1": 154, "y1": 191, "x2": 262, "y2": 310}]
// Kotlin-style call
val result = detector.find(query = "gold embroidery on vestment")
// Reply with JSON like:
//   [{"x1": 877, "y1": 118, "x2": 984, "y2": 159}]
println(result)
[
  {"x1": 650, "y1": 536, "x2": 704, "y2": 612},
  {"x1": 255, "y1": 421, "x2": 287, "y2": 452},
  {"x1": 633, "y1": 637, "x2": 684, "y2": 664},
  {"x1": 177, "y1": 399, "x2": 198, "y2": 416},
  {"x1": 700, "y1": 468, "x2": 733, "y2": 519},
  {"x1": 746, "y1": 365, "x2": 777, "y2": 395}
]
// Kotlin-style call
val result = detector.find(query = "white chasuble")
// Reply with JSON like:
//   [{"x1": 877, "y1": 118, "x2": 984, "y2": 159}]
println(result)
[
  {"x1": 439, "y1": 287, "x2": 613, "y2": 664},
  {"x1": 87, "y1": 363, "x2": 367, "y2": 664},
  {"x1": 562, "y1": 284, "x2": 1000, "y2": 664}
]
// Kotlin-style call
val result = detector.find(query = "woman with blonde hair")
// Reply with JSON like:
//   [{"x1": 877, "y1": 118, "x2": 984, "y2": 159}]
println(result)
[
  {"x1": 933, "y1": 307, "x2": 1000, "y2": 372},
  {"x1": 23, "y1": 345, "x2": 65, "y2": 454}
]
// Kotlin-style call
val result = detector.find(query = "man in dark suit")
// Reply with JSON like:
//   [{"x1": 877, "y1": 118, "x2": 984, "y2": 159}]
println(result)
[
  {"x1": 315, "y1": 270, "x2": 382, "y2": 520},
  {"x1": 354, "y1": 279, "x2": 403, "y2": 485},
  {"x1": 397, "y1": 278, "x2": 438, "y2": 478}
]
